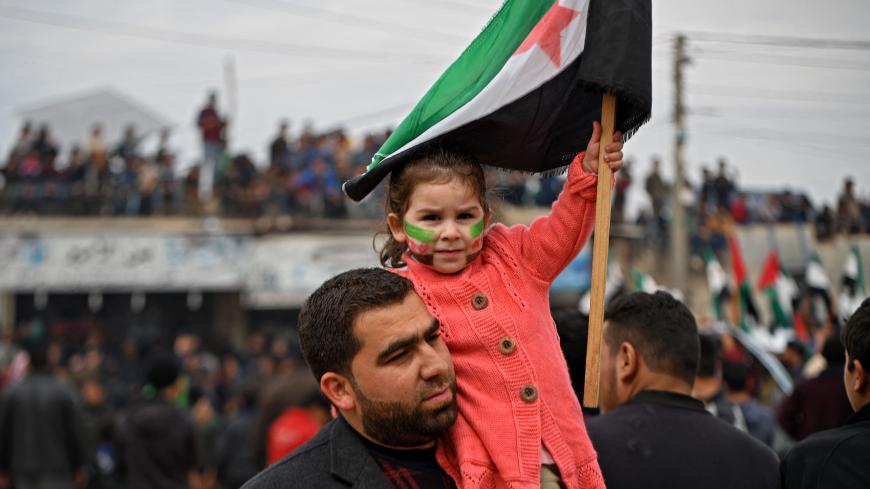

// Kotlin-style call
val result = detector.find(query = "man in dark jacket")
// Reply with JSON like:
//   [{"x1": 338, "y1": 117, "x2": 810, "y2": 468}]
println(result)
[
  {"x1": 781, "y1": 297, "x2": 870, "y2": 488},
  {"x1": 0, "y1": 341, "x2": 87, "y2": 489},
  {"x1": 587, "y1": 291, "x2": 781, "y2": 489},
  {"x1": 216, "y1": 385, "x2": 260, "y2": 489},
  {"x1": 242, "y1": 268, "x2": 457, "y2": 489},
  {"x1": 778, "y1": 336, "x2": 853, "y2": 440},
  {"x1": 117, "y1": 354, "x2": 197, "y2": 489}
]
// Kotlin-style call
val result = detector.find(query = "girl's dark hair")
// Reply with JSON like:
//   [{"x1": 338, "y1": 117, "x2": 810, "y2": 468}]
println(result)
[{"x1": 378, "y1": 149, "x2": 490, "y2": 268}]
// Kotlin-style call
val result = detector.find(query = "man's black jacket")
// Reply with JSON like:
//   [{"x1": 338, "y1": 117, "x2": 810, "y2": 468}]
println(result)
[
  {"x1": 781, "y1": 402, "x2": 870, "y2": 489},
  {"x1": 587, "y1": 390, "x2": 781, "y2": 489},
  {"x1": 241, "y1": 416, "x2": 390, "y2": 489}
]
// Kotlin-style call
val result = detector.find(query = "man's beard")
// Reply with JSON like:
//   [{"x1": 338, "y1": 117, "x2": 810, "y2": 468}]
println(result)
[{"x1": 351, "y1": 376, "x2": 458, "y2": 447}]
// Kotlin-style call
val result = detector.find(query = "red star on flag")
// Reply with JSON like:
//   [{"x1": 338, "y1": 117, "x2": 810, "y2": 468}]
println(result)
[{"x1": 514, "y1": 3, "x2": 580, "y2": 67}]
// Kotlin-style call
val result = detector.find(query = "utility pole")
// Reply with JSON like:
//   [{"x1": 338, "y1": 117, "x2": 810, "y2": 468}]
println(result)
[
  {"x1": 671, "y1": 34, "x2": 689, "y2": 294},
  {"x1": 223, "y1": 55, "x2": 238, "y2": 152}
]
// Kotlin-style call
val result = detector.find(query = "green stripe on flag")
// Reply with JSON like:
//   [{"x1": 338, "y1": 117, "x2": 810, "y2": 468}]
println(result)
[
  {"x1": 369, "y1": 0, "x2": 557, "y2": 170},
  {"x1": 766, "y1": 287, "x2": 791, "y2": 328}
]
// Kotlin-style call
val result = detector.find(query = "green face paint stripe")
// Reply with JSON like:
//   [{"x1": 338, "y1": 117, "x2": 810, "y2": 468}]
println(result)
[
  {"x1": 403, "y1": 221, "x2": 437, "y2": 244},
  {"x1": 470, "y1": 218, "x2": 485, "y2": 238}
]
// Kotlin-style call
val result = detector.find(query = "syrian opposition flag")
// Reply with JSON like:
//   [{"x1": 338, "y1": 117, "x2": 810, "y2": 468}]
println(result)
[
  {"x1": 805, "y1": 251, "x2": 834, "y2": 323},
  {"x1": 839, "y1": 245, "x2": 865, "y2": 319},
  {"x1": 579, "y1": 259, "x2": 624, "y2": 315},
  {"x1": 757, "y1": 251, "x2": 799, "y2": 328},
  {"x1": 727, "y1": 235, "x2": 760, "y2": 329},
  {"x1": 632, "y1": 267, "x2": 658, "y2": 294},
  {"x1": 705, "y1": 249, "x2": 731, "y2": 321},
  {"x1": 842, "y1": 244, "x2": 865, "y2": 294},
  {"x1": 343, "y1": 0, "x2": 652, "y2": 201}
]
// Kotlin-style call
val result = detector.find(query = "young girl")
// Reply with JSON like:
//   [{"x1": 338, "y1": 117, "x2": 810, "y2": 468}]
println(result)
[{"x1": 379, "y1": 122, "x2": 623, "y2": 489}]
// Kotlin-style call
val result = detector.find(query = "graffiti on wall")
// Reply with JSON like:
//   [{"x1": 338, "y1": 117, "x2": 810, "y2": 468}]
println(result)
[{"x1": 0, "y1": 232, "x2": 381, "y2": 307}]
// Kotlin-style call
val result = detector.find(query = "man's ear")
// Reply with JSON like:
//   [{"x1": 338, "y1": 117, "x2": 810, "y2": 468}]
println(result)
[
  {"x1": 320, "y1": 372, "x2": 356, "y2": 412},
  {"x1": 616, "y1": 342, "x2": 639, "y2": 384},
  {"x1": 851, "y1": 359, "x2": 869, "y2": 393},
  {"x1": 387, "y1": 213, "x2": 406, "y2": 243}
]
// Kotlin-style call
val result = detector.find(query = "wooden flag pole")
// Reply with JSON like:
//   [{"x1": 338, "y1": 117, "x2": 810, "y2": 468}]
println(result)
[{"x1": 583, "y1": 93, "x2": 617, "y2": 408}]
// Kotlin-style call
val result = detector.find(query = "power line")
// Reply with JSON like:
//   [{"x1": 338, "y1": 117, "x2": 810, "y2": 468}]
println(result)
[
  {"x1": 399, "y1": 0, "x2": 496, "y2": 15},
  {"x1": 690, "y1": 105, "x2": 870, "y2": 121},
  {"x1": 127, "y1": 58, "x2": 435, "y2": 91},
  {"x1": 696, "y1": 123, "x2": 870, "y2": 148},
  {"x1": 689, "y1": 83, "x2": 870, "y2": 105},
  {"x1": 691, "y1": 50, "x2": 870, "y2": 72},
  {"x1": 684, "y1": 30, "x2": 870, "y2": 51},
  {"x1": 696, "y1": 127, "x2": 867, "y2": 162},
  {"x1": 325, "y1": 101, "x2": 412, "y2": 127},
  {"x1": 0, "y1": 5, "x2": 440, "y2": 62},
  {"x1": 690, "y1": 44, "x2": 869, "y2": 62},
  {"x1": 225, "y1": 0, "x2": 469, "y2": 46}
]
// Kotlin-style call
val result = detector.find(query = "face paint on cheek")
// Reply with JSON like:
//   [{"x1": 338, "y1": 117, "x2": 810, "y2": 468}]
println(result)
[
  {"x1": 403, "y1": 221, "x2": 436, "y2": 265},
  {"x1": 470, "y1": 218, "x2": 485, "y2": 239},
  {"x1": 409, "y1": 252, "x2": 434, "y2": 266},
  {"x1": 404, "y1": 221, "x2": 437, "y2": 246},
  {"x1": 407, "y1": 240, "x2": 432, "y2": 255},
  {"x1": 467, "y1": 217, "x2": 486, "y2": 256},
  {"x1": 454, "y1": 219, "x2": 486, "y2": 266}
]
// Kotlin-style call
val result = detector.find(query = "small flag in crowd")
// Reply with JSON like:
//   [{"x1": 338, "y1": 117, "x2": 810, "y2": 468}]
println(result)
[
  {"x1": 704, "y1": 249, "x2": 731, "y2": 321},
  {"x1": 806, "y1": 251, "x2": 832, "y2": 292},
  {"x1": 579, "y1": 259, "x2": 624, "y2": 315},
  {"x1": 757, "y1": 250, "x2": 799, "y2": 328},
  {"x1": 629, "y1": 267, "x2": 685, "y2": 302},
  {"x1": 632, "y1": 267, "x2": 658, "y2": 294},
  {"x1": 805, "y1": 250, "x2": 834, "y2": 323},
  {"x1": 343, "y1": 0, "x2": 652, "y2": 201},
  {"x1": 727, "y1": 235, "x2": 760, "y2": 329},
  {"x1": 839, "y1": 244, "x2": 866, "y2": 320}
]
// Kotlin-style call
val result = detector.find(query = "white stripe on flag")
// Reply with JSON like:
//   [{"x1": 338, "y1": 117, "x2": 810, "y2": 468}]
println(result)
[
  {"x1": 386, "y1": 0, "x2": 591, "y2": 163},
  {"x1": 806, "y1": 259, "x2": 831, "y2": 290}
]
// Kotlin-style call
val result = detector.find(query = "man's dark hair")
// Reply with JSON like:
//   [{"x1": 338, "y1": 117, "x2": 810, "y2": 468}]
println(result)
[
  {"x1": 23, "y1": 340, "x2": 49, "y2": 372},
  {"x1": 604, "y1": 291, "x2": 700, "y2": 386},
  {"x1": 145, "y1": 353, "x2": 180, "y2": 391},
  {"x1": 821, "y1": 335, "x2": 846, "y2": 365},
  {"x1": 697, "y1": 334, "x2": 721, "y2": 378},
  {"x1": 842, "y1": 297, "x2": 870, "y2": 372},
  {"x1": 298, "y1": 268, "x2": 414, "y2": 381},
  {"x1": 722, "y1": 361, "x2": 748, "y2": 392}
]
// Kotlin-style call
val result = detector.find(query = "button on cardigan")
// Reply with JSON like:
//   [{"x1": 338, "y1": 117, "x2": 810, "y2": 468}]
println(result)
[{"x1": 394, "y1": 156, "x2": 606, "y2": 489}]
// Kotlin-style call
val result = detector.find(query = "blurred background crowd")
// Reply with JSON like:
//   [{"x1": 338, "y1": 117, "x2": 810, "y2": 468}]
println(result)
[
  {"x1": 0, "y1": 294, "x2": 860, "y2": 489},
  {"x1": 0, "y1": 91, "x2": 867, "y2": 489},
  {"x1": 2, "y1": 91, "x2": 869, "y2": 239}
]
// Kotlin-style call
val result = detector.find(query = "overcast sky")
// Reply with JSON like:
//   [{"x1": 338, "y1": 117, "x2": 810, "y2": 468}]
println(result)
[{"x1": 1, "y1": 0, "x2": 868, "y2": 215}]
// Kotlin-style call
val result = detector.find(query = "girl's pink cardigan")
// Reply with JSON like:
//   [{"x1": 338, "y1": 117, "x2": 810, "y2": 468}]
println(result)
[{"x1": 394, "y1": 156, "x2": 606, "y2": 489}]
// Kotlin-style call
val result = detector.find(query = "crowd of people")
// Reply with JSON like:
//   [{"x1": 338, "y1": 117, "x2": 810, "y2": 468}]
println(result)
[
  {"x1": 1, "y1": 271, "x2": 865, "y2": 489},
  {"x1": 1, "y1": 122, "x2": 868, "y2": 489},
  {"x1": 4, "y1": 92, "x2": 867, "y2": 233},
  {"x1": 621, "y1": 156, "x2": 870, "y2": 251},
  {"x1": 0, "y1": 92, "x2": 390, "y2": 220},
  {"x1": 0, "y1": 325, "x2": 330, "y2": 489}
]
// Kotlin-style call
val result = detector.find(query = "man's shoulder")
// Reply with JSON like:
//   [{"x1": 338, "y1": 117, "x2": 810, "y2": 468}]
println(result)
[
  {"x1": 588, "y1": 395, "x2": 776, "y2": 457},
  {"x1": 787, "y1": 420, "x2": 870, "y2": 463},
  {"x1": 784, "y1": 422, "x2": 870, "y2": 489},
  {"x1": 242, "y1": 418, "x2": 387, "y2": 489},
  {"x1": 589, "y1": 396, "x2": 779, "y2": 489},
  {"x1": 6, "y1": 375, "x2": 75, "y2": 399},
  {"x1": 242, "y1": 424, "x2": 334, "y2": 489}
]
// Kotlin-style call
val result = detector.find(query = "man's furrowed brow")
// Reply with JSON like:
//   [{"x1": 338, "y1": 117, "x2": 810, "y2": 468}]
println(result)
[{"x1": 377, "y1": 319, "x2": 440, "y2": 363}]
